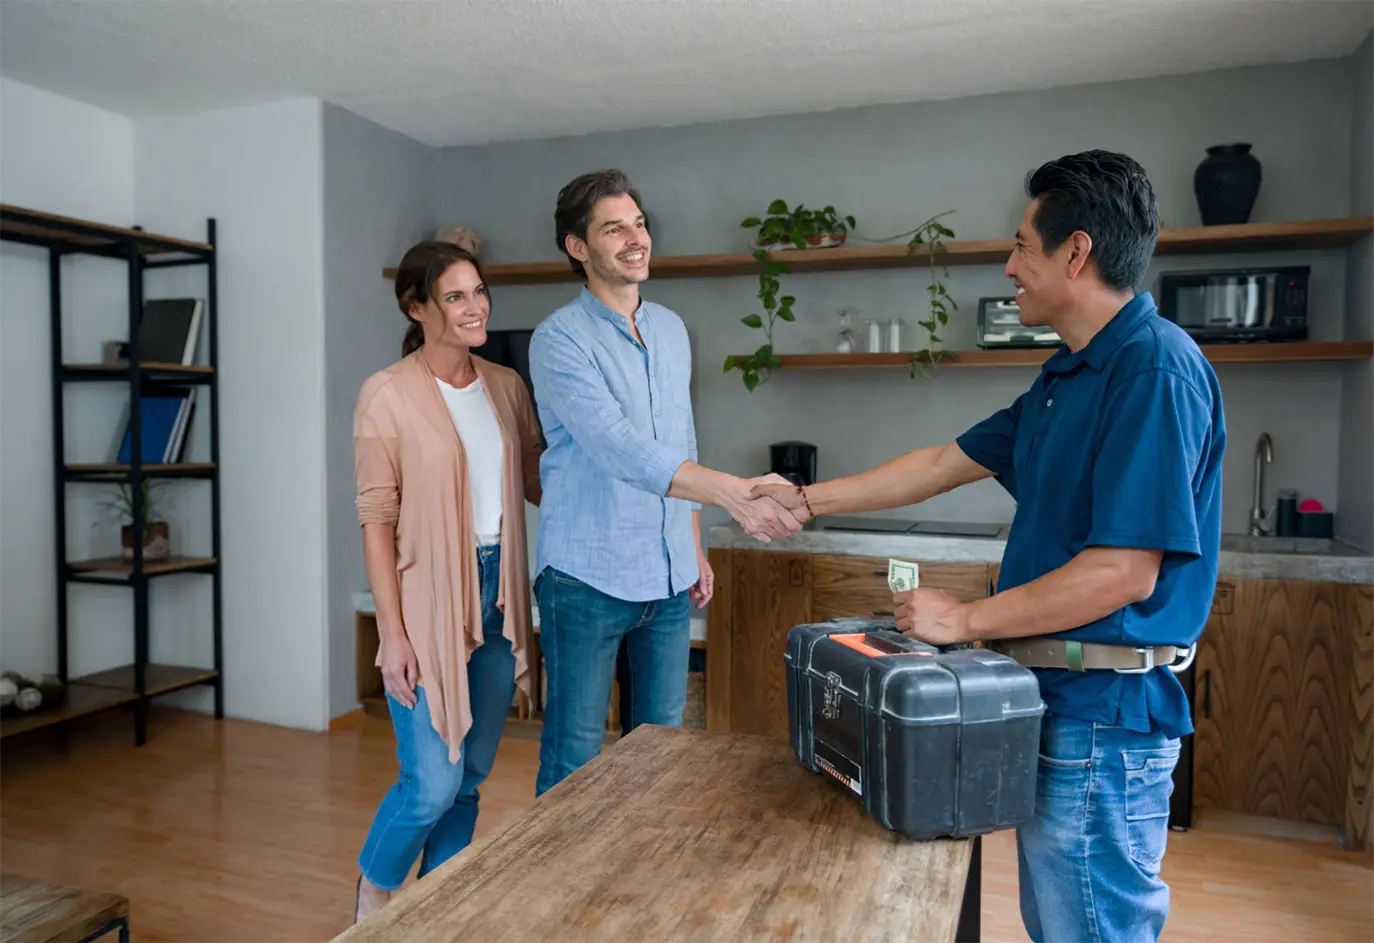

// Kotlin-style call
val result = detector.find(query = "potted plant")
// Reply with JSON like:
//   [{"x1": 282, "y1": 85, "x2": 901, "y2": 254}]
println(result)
[
  {"x1": 97, "y1": 480, "x2": 171, "y2": 561},
  {"x1": 741, "y1": 200, "x2": 857, "y2": 251}
]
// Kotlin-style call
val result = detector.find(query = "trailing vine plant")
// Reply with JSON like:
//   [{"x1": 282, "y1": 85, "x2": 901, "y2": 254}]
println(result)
[
  {"x1": 903, "y1": 210, "x2": 958, "y2": 378},
  {"x1": 725, "y1": 202, "x2": 960, "y2": 389},
  {"x1": 726, "y1": 200, "x2": 855, "y2": 390}
]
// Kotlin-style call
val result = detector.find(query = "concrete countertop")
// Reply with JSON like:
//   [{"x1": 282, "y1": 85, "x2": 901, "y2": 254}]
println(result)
[
  {"x1": 352, "y1": 588, "x2": 710, "y2": 642},
  {"x1": 707, "y1": 521, "x2": 1374, "y2": 586}
]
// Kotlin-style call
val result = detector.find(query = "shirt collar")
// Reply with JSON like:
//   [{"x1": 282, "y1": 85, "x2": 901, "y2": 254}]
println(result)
[
  {"x1": 1042, "y1": 291, "x2": 1156, "y2": 375},
  {"x1": 578, "y1": 285, "x2": 646, "y2": 325}
]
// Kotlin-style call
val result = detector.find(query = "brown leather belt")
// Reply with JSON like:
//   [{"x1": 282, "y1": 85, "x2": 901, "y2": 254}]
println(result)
[{"x1": 989, "y1": 639, "x2": 1195, "y2": 673}]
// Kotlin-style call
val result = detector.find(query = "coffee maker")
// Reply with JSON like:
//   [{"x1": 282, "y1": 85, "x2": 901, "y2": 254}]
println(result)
[{"x1": 770, "y1": 441, "x2": 817, "y2": 487}]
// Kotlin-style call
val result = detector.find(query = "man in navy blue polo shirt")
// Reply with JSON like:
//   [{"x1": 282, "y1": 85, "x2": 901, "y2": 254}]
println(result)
[{"x1": 754, "y1": 150, "x2": 1225, "y2": 942}]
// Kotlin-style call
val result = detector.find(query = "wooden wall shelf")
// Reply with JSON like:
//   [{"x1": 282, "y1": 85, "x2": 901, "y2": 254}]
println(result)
[
  {"x1": 384, "y1": 217, "x2": 1373, "y2": 286},
  {"x1": 736, "y1": 341, "x2": 1374, "y2": 371}
]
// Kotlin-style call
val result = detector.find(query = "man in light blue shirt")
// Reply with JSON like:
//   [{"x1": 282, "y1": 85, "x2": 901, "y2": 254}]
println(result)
[{"x1": 529, "y1": 168, "x2": 798, "y2": 795}]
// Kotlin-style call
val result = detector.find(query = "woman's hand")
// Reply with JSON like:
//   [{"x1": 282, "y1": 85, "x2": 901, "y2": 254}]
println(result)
[{"x1": 379, "y1": 631, "x2": 419, "y2": 708}]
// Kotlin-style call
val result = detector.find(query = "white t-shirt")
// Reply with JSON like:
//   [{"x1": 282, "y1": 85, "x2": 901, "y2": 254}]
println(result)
[{"x1": 435, "y1": 376, "x2": 504, "y2": 546}]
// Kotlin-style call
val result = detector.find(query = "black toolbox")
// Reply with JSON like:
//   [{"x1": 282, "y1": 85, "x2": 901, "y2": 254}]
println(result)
[{"x1": 785, "y1": 618, "x2": 1045, "y2": 841}]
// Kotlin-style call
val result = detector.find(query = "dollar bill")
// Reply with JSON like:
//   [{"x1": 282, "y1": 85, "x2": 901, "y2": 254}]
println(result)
[{"x1": 887, "y1": 559, "x2": 920, "y2": 594}]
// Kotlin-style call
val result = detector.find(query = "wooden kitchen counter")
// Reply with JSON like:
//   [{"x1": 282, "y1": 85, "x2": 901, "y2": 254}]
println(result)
[{"x1": 334, "y1": 725, "x2": 978, "y2": 943}]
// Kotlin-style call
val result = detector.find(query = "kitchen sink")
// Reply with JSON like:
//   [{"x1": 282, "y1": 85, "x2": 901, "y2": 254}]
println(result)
[{"x1": 1220, "y1": 533, "x2": 1366, "y2": 557}]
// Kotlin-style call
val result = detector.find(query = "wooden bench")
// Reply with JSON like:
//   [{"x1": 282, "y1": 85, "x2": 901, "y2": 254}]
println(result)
[
  {"x1": 0, "y1": 873, "x2": 128, "y2": 943},
  {"x1": 334, "y1": 725, "x2": 981, "y2": 942}
]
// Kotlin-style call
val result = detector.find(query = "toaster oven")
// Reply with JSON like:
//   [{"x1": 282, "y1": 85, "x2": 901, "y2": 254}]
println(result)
[{"x1": 975, "y1": 297, "x2": 1062, "y2": 349}]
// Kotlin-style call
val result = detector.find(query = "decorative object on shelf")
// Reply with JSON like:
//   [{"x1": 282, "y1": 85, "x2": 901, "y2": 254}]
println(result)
[
  {"x1": 741, "y1": 200, "x2": 857, "y2": 252},
  {"x1": 97, "y1": 480, "x2": 172, "y2": 562},
  {"x1": 0, "y1": 671, "x2": 67, "y2": 717},
  {"x1": 866, "y1": 318, "x2": 882, "y2": 353},
  {"x1": 435, "y1": 224, "x2": 482, "y2": 256},
  {"x1": 835, "y1": 308, "x2": 857, "y2": 354},
  {"x1": 1194, "y1": 144, "x2": 1262, "y2": 226},
  {"x1": 886, "y1": 317, "x2": 906, "y2": 353}
]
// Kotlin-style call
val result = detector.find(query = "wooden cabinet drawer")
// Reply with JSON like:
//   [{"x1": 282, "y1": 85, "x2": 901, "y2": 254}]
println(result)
[{"x1": 811, "y1": 554, "x2": 989, "y2": 622}]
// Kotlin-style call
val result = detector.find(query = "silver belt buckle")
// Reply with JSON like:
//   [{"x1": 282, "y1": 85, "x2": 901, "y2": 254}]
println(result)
[
  {"x1": 1114, "y1": 647, "x2": 1156, "y2": 674},
  {"x1": 1113, "y1": 645, "x2": 1196, "y2": 674}
]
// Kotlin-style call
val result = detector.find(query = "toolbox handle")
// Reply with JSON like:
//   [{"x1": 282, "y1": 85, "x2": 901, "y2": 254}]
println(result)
[{"x1": 831, "y1": 629, "x2": 934, "y2": 658}]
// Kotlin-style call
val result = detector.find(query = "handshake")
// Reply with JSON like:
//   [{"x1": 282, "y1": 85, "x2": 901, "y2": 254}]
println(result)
[{"x1": 721, "y1": 474, "x2": 816, "y2": 543}]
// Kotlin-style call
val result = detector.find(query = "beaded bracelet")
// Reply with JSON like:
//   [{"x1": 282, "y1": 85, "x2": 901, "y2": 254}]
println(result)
[{"x1": 796, "y1": 485, "x2": 815, "y2": 519}]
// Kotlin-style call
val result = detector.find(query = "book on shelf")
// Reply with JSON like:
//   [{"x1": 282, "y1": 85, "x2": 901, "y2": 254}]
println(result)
[
  {"x1": 137, "y1": 298, "x2": 203, "y2": 365},
  {"x1": 111, "y1": 387, "x2": 198, "y2": 465}
]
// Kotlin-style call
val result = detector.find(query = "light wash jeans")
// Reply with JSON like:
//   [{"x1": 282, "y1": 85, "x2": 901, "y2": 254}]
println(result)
[
  {"x1": 533, "y1": 567, "x2": 691, "y2": 797},
  {"x1": 357, "y1": 544, "x2": 513, "y2": 891},
  {"x1": 1018, "y1": 712, "x2": 1181, "y2": 943}
]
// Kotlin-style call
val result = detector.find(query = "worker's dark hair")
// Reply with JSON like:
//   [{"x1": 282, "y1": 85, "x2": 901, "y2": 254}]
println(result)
[
  {"x1": 393, "y1": 241, "x2": 489, "y2": 356},
  {"x1": 1024, "y1": 150, "x2": 1159, "y2": 291},
  {"x1": 554, "y1": 168, "x2": 647, "y2": 278}
]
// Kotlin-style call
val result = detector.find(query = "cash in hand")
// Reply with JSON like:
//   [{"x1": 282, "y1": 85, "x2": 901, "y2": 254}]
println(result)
[{"x1": 887, "y1": 559, "x2": 920, "y2": 593}]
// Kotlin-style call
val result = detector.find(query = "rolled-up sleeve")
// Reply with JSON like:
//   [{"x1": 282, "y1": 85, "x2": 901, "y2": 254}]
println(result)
[
  {"x1": 529, "y1": 323, "x2": 689, "y2": 496},
  {"x1": 354, "y1": 380, "x2": 401, "y2": 526}
]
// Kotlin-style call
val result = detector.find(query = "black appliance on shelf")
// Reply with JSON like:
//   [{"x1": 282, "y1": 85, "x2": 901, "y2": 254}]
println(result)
[
  {"x1": 770, "y1": 441, "x2": 817, "y2": 487},
  {"x1": 1157, "y1": 265, "x2": 1309, "y2": 343},
  {"x1": 473, "y1": 328, "x2": 536, "y2": 399}
]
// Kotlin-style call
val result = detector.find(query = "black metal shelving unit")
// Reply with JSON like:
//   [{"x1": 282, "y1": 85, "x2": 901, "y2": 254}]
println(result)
[{"x1": 0, "y1": 204, "x2": 223, "y2": 745}]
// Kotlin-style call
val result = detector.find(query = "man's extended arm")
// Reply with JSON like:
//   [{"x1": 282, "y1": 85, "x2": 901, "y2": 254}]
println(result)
[{"x1": 751, "y1": 441, "x2": 993, "y2": 521}]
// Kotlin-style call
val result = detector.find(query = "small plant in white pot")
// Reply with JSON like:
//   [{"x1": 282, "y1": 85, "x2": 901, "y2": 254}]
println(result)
[{"x1": 97, "y1": 480, "x2": 172, "y2": 561}]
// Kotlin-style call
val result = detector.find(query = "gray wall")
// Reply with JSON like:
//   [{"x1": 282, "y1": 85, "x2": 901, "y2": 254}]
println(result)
[
  {"x1": 323, "y1": 103, "x2": 437, "y2": 718},
  {"x1": 433, "y1": 56, "x2": 1363, "y2": 538},
  {"x1": 1339, "y1": 31, "x2": 1373, "y2": 552}
]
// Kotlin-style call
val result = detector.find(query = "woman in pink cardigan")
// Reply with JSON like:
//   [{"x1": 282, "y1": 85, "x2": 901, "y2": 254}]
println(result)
[{"x1": 352, "y1": 241, "x2": 544, "y2": 921}]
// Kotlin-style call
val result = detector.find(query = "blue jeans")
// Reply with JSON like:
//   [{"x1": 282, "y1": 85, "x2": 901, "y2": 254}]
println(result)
[
  {"x1": 358, "y1": 544, "x2": 514, "y2": 891},
  {"x1": 1017, "y1": 713, "x2": 1180, "y2": 943},
  {"x1": 534, "y1": 567, "x2": 691, "y2": 796}
]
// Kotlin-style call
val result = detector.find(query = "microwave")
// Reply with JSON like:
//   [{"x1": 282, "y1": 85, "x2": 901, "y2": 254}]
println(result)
[
  {"x1": 1157, "y1": 266, "x2": 1309, "y2": 343},
  {"x1": 975, "y1": 297, "x2": 1062, "y2": 348}
]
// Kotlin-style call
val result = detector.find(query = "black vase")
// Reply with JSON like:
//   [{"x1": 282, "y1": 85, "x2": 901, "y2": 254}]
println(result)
[{"x1": 1194, "y1": 143, "x2": 1262, "y2": 226}]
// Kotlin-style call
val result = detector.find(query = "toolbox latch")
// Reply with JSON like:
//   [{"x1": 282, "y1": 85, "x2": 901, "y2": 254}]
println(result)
[{"x1": 821, "y1": 671, "x2": 843, "y2": 720}]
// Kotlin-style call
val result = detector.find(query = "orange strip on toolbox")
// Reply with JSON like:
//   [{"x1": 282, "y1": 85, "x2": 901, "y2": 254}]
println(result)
[{"x1": 831, "y1": 633, "x2": 900, "y2": 657}]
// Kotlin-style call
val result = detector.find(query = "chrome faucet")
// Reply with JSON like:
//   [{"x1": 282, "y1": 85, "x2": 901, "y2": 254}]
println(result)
[{"x1": 1250, "y1": 432, "x2": 1273, "y2": 536}]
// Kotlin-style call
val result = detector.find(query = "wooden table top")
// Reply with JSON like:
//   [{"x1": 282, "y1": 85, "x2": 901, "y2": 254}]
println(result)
[
  {"x1": 335, "y1": 725, "x2": 974, "y2": 943},
  {"x1": 0, "y1": 872, "x2": 128, "y2": 943}
]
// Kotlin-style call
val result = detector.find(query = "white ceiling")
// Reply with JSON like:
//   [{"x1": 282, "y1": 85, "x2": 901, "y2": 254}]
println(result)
[{"x1": 1, "y1": 0, "x2": 1370, "y2": 148}]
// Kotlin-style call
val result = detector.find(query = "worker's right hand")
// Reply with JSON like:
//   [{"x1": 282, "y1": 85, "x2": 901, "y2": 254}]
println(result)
[{"x1": 380, "y1": 632, "x2": 419, "y2": 709}]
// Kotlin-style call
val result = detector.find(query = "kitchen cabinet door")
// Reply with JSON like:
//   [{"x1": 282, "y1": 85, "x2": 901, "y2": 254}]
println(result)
[
  {"x1": 727, "y1": 550, "x2": 813, "y2": 739},
  {"x1": 811, "y1": 554, "x2": 988, "y2": 623},
  {"x1": 1192, "y1": 577, "x2": 1364, "y2": 831}
]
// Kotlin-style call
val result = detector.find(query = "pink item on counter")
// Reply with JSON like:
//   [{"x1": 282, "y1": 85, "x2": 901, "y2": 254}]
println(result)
[{"x1": 1298, "y1": 498, "x2": 1325, "y2": 512}]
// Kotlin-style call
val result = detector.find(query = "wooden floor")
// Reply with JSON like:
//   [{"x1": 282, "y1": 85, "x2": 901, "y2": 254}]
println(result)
[{"x1": 1, "y1": 707, "x2": 1371, "y2": 943}]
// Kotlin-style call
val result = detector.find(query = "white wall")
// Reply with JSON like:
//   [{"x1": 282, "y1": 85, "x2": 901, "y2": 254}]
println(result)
[
  {"x1": 322, "y1": 103, "x2": 436, "y2": 718},
  {"x1": 134, "y1": 98, "x2": 330, "y2": 731},
  {"x1": 0, "y1": 77, "x2": 152, "y2": 680}
]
